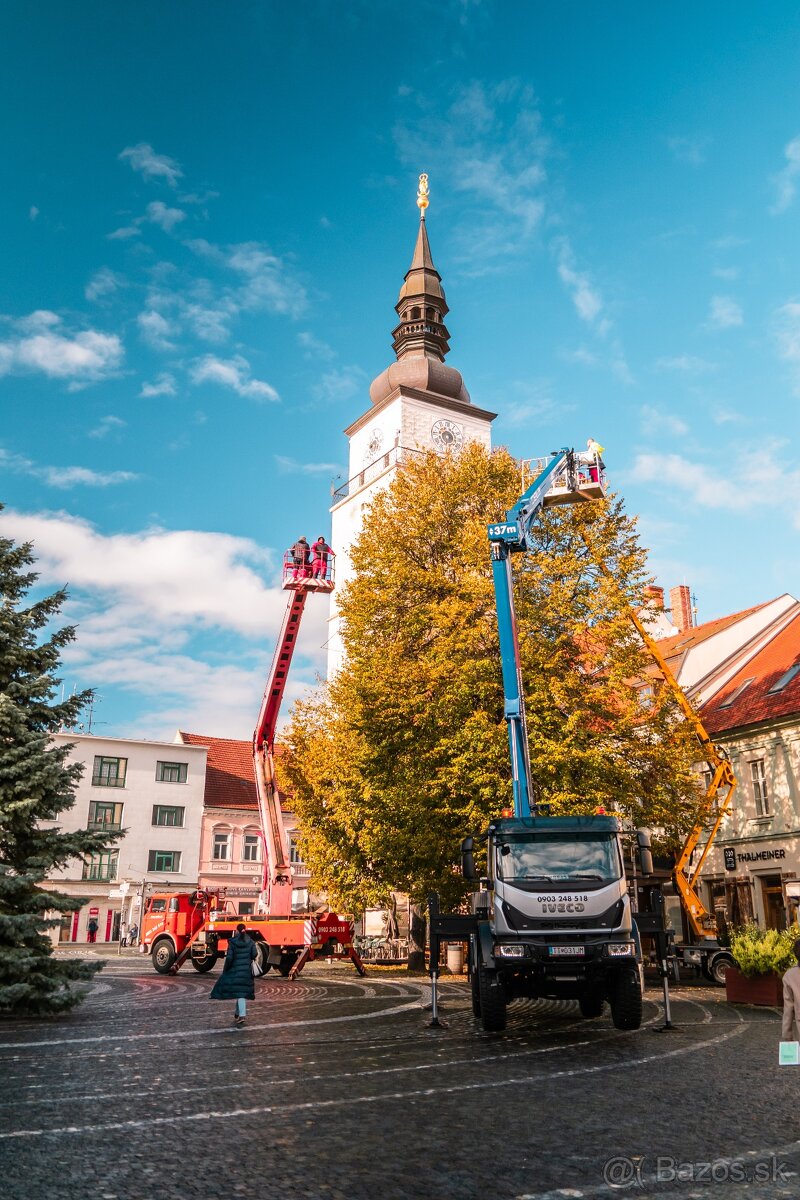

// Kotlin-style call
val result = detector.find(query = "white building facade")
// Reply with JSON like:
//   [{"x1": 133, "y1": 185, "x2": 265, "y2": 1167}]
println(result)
[{"x1": 45, "y1": 733, "x2": 207, "y2": 943}]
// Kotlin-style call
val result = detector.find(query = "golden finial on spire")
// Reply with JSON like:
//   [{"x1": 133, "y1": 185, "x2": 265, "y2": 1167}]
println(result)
[{"x1": 416, "y1": 172, "x2": 430, "y2": 217}]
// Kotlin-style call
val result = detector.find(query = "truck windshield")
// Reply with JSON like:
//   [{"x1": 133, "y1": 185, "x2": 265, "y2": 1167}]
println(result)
[{"x1": 496, "y1": 834, "x2": 621, "y2": 883}]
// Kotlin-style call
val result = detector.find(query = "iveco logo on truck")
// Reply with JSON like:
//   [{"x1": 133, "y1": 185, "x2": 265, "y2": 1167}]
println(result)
[{"x1": 539, "y1": 901, "x2": 586, "y2": 913}]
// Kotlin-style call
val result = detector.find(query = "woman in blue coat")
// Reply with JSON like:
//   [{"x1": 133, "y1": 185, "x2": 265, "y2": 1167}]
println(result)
[{"x1": 210, "y1": 923, "x2": 258, "y2": 1025}]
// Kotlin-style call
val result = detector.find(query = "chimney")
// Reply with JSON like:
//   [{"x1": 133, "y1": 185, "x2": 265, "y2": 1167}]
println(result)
[
  {"x1": 669, "y1": 585, "x2": 693, "y2": 633},
  {"x1": 644, "y1": 585, "x2": 665, "y2": 608}
]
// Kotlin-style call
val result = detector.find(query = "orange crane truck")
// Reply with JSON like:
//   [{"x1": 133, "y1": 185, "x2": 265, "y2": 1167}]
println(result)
[{"x1": 141, "y1": 548, "x2": 365, "y2": 980}]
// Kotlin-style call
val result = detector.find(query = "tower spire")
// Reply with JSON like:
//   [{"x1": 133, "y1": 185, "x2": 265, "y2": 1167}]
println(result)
[{"x1": 391, "y1": 173, "x2": 450, "y2": 363}]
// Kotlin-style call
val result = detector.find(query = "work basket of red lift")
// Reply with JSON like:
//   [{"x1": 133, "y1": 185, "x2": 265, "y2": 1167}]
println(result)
[{"x1": 282, "y1": 546, "x2": 335, "y2": 592}]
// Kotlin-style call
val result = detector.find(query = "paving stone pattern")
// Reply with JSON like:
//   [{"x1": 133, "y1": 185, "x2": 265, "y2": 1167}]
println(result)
[{"x1": 0, "y1": 958, "x2": 797, "y2": 1200}]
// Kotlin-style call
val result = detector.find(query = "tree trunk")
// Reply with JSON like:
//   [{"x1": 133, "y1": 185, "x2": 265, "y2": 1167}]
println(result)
[{"x1": 407, "y1": 903, "x2": 426, "y2": 973}]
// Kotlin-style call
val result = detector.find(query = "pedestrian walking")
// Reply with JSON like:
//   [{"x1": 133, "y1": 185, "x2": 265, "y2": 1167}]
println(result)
[
  {"x1": 119, "y1": 920, "x2": 128, "y2": 947},
  {"x1": 311, "y1": 535, "x2": 333, "y2": 581},
  {"x1": 290, "y1": 536, "x2": 311, "y2": 580},
  {"x1": 86, "y1": 918, "x2": 98, "y2": 944},
  {"x1": 210, "y1": 923, "x2": 258, "y2": 1026},
  {"x1": 782, "y1": 938, "x2": 800, "y2": 1041},
  {"x1": 128, "y1": 922, "x2": 138, "y2": 946}
]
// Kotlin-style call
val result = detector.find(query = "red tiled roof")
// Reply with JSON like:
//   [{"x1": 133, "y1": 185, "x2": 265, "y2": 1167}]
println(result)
[
  {"x1": 701, "y1": 612, "x2": 800, "y2": 733},
  {"x1": 641, "y1": 601, "x2": 770, "y2": 680},
  {"x1": 179, "y1": 732, "x2": 258, "y2": 810},
  {"x1": 656, "y1": 602, "x2": 768, "y2": 661}
]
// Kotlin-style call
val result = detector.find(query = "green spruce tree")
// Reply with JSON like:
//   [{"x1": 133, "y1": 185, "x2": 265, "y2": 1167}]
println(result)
[{"x1": 0, "y1": 524, "x2": 116, "y2": 1016}]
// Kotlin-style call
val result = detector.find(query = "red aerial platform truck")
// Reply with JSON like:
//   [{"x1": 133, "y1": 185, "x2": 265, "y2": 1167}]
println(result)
[{"x1": 141, "y1": 549, "x2": 365, "y2": 980}]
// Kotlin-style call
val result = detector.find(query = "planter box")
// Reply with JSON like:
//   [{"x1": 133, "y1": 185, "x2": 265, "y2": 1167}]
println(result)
[{"x1": 725, "y1": 966, "x2": 784, "y2": 1007}]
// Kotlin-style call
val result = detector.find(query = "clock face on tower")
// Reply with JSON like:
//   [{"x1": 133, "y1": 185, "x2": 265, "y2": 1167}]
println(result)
[
  {"x1": 364, "y1": 428, "x2": 383, "y2": 462},
  {"x1": 431, "y1": 418, "x2": 464, "y2": 452}
]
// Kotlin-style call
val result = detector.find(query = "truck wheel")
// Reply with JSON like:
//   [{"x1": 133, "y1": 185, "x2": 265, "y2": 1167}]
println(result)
[
  {"x1": 705, "y1": 952, "x2": 734, "y2": 986},
  {"x1": 478, "y1": 964, "x2": 507, "y2": 1032},
  {"x1": 579, "y1": 991, "x2": 604, "y2": 1019},
  {"x1": 190, "y1": 954, "x2": 217, "y2": 973},
  {"x1": 470, "y1": 965, "x2": 482, "y2": 1017},
  {"x1": 256, "y1": 943, "x2": 272, "y2": 974},
  {"x1": 152, "y1": 938, "x2": 176, "y2": 974},
  {"x1": 609, "y1": 968, "x2": 643, "y2": 1031},
  {"x1": 278, "y1": 952, "x2": 299, "y2": 977}
]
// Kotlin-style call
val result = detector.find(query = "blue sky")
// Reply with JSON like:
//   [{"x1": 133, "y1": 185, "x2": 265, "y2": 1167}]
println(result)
[{"x1": 1, "y1": 1, "x2": 799, "y2": 739}]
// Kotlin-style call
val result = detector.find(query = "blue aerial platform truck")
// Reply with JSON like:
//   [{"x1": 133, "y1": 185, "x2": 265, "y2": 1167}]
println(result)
[{"x1": 430, "y1": 447, "x2": 654, "y2": 1033}]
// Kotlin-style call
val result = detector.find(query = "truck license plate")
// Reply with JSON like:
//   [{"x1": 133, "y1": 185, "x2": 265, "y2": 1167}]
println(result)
[{"x1": 549, "y1": 945, "x2": 585, "y2": 956}]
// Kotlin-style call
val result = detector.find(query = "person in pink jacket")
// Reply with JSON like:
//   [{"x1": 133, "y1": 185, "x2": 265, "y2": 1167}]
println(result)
[
  {"x1": 781, "y1": 938, "x2": 800, "y2": 1041},
  {"x1": 311, "y1": 536, "x2": 333, "y2": 581}
]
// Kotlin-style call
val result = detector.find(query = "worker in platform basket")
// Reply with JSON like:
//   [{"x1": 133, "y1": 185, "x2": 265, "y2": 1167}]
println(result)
[
  {"x1": 580, "y1": 437, "x2": 605, "y2": 483},
  {"x1": 209, "y1": 923, "x2": 258, "y2": 1026},
  {"x1": 311, "y1": 535, "x2": 333, "y2": 582},
  {"x1": 290, "y1": 536, "x2": 311, "y2": 580}
]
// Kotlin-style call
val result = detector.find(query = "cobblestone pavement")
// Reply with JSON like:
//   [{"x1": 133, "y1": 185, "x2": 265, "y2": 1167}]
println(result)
[{"x1": 0, "y1": 956, "x2": 797, "y2": 1200}]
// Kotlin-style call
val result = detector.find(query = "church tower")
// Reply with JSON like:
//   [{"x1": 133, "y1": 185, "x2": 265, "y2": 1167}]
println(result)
[{"x1": 327, "y1": 176, "x2": 497, "y2": 674}]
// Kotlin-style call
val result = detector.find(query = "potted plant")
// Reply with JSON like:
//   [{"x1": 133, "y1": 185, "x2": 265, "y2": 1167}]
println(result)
[{"x1": 725, "y1": 923, "x2": 798, "y2": 1006}]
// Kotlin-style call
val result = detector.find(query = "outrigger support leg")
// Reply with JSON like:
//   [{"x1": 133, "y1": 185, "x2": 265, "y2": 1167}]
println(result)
[
  {"x1": 288, "y1": 946, "x2": 312, "y2": 980},
  {"x1": 170, "y1": 924, "x2": 208, "y2": 974},
  {"x1": 348, "y1": 946, "x2": 367, "y2": 977}
]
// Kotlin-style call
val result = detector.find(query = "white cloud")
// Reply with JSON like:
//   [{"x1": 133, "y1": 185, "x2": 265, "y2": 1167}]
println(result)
[
  {"x1": 0, "y1": 449, "x2": 136, "y2": 488},
  {"x1": 667, "y1": 135, "x2": 709, "y2": 166},
  {"x1": 88, "y1": 415, "x2": 126, "y2": 440},
  {"x1": 770, "y1": 136, "x2": 800, "y2": 215},
  {"x1": 190, "y1": 354, "x2": 279, "y2": 402},
  {"x1": 0, "y1": 508, "x2": 332, "y2": 739},
  {"x1": 311, "y1": 365, "x2": 365, "y2": 405},
  {"x1": 655, "y1": 355, "x2": 716, "y2": 373},
  {"x1": 139, "y1": 372, "x2": 177, "y2": 398},
  {"x1": 0, "y1": 509, "x2": 280, "y2": 637},
  {"x1": 137, "y1": 310, "x2": 177, "y2": 352},
  {"x1": 630, "y1": 453, "x2": 745, "y2": 510},
  {"x1": 186, "y1": 238, "x2": 307, "y2": 319},
  {"x1": 554, "y1": 238, "x2": 604, "y2": 325},
  {"x1": 774, "y1": 300, "x2": 800, "y2": 393},
  {"x1": 118, "y1": 143, "x2": 183, "y2": 187},
  {"x1": 640, "y1": 405, "x2": 689, "y2": 437},
  {"x1": 500, "y1": 379, "x2": 562, "y2": 426},
  {"x1": 85, "y1": 267, "x2": 124, "y2": 301},
  {"x1": 274, "y1": 455, "x2": 341, "y2": 475},
  {"x1": 108, "y1": 200, "x2": 186, "y2": 241},
  {"x1": 0, "y1": 312, "x2": 122, "y2": 382},
  {"x1": 712, "y1": 266, "x2": 739, "y2": 281},
  {"x1": 145, "y1": 200, "x2": 186, "y2": 232},
  {"x1": 297, "y1": 331, "x2": 335, "y2": 360},
  {"x1": 394, "y1": 80, "x2": 548, "y2": 268},
  {"x1": 29, "y1": 206, "x2": 39, "y2": 221},
  {"x1": 708, "y1": 295, "x2": 743, "y2": 329},
  {"x1": 630, "y1": 443, "x2": 800, "y2": 525},
  {"x1": 107, "y1": 223, "x2": 141, "y2": 241}
]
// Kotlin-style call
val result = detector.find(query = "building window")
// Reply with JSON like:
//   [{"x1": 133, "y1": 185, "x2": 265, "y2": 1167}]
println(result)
[
  {"x1": 638, "y1": 684, "x2": 654, "y2": 709},
  {"x1": 238, "y1": 903, "x2": 255, "y2": 916},
  {"x1": 82, "y1": 851, "x2": 119, "y2": 881},
  {"x1": 751, "y1": 759, "x2": 770, "y2": 816},
  {"x1": 88, "y1": 801, "x2": 123, "y2": 831},
  {"x1": 243, "y1": 834, "x2": 260, "y2": 862},
  {"x1": 213, "y1": 832, "x2": 230, "y2": 861},
  {"x1": 289, "y1": 836, "x2": 304, "y2": 866},
  {"x1": 156, "y1": 761, "x2": 188, "y2": 784},
  {"x1": 148, "y1": 850, "x2": 181, "y2": 873},
  {"x1": 92, "y1": 756, "x2": 127, "y2": 788},
  {"x1": 152, "y1": 805, "x2": 185, "y2": 828}
]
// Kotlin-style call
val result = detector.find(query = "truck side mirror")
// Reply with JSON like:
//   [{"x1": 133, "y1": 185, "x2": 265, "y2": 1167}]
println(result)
[
  {"x1": 461, "y1": 836, "x2": 477, "y2": 881},
  {"x1": 637, "y1": 829, "x2": 654, "y2": 877}
]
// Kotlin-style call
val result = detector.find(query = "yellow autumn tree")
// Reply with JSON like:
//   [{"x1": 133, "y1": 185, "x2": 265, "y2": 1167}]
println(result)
[{"x1": 280, "y1": 443, "x2": 699, "y2": 922}]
